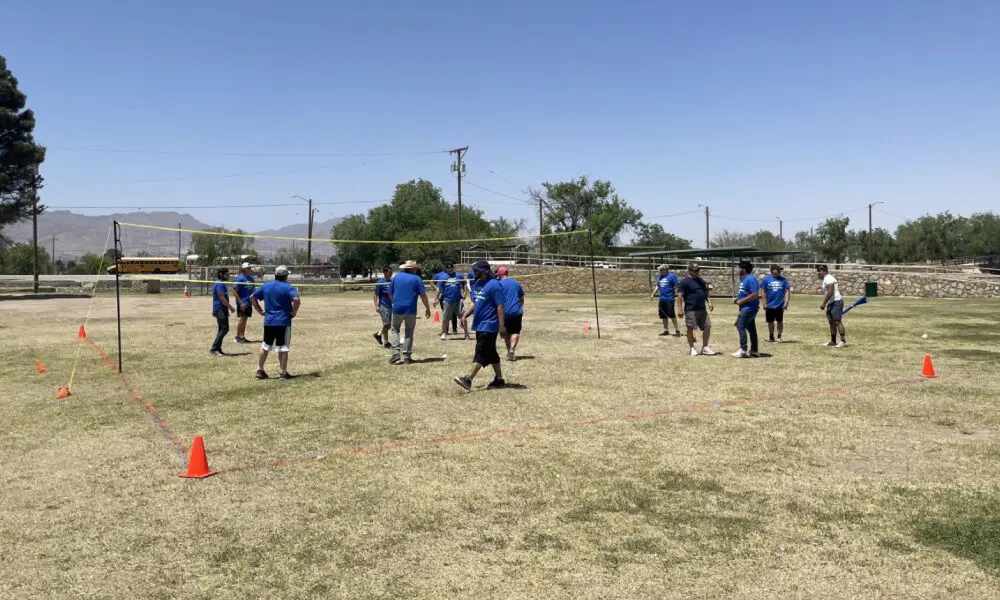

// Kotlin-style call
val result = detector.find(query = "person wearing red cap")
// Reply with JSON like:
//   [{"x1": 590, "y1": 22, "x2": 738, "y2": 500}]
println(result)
[{"x1": 495, "y1": 266, "x2": 525, "y2": 361}]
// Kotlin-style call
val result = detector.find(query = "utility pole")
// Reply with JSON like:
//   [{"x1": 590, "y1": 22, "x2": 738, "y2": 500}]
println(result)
[
  {"x1": 449, "y1": 146, "x2": 468, "y2": 231},
  {"x1": 291, "y1": 196, "x2": 315, "y2": 265},
  {"x1": 776, "y1": 217, "x2": 783, "y2": 239},
  {"x1": 538, "y1": 197, "x2": 545, "y2": 256},
  {"x1": 51, "y1": 233, "x2": 56, "y2": 274},
  {"x1": 867, "y1": 201, "x2": 884, "y2": 234},
  {"x1": 31, "y1": 172, "x2": 39, "y2": 293},
  {"x1": 177, "y1": 222, "x2": 182, "y2": 263},
  {"x1": 698, "y1": 204, "x2": 710, "y2": 249}
]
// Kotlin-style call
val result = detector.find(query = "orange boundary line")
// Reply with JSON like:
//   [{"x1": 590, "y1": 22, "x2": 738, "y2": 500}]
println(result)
[
  {"x1": 216, "y1": 376, "x2": 926, "y2": 476},
  {"x1": 86, "y1": 339, "x2": 188, "y2": 462}
]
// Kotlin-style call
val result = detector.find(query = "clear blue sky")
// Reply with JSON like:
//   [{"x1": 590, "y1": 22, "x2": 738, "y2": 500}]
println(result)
[{"x1": 4, "y1": 0, "x2": 999, "y2": 244}]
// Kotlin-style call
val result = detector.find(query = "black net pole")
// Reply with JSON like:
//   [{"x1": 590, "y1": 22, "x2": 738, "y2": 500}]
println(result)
[
  {"x1": 588, "y1": 229, "x2": 601, "y2": 339},
  {"x1": 113, "y1": 221, "x2": 123, "y2": 373}
]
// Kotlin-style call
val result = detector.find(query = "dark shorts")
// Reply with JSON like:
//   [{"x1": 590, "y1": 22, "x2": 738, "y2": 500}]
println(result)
[
  {"x1": 474, "y1": 332, "x2": 501, "y2": 366},
  {"x1": 236, "y1": 303, "x2": 253, "y2": 319},
  {"x1": 658, "y1": 300, "x2": 676, "y2": 319},
  {"x1": 765, "y1": 307, "x2": 784, "y2": 323},
  {"x1": 505, "y1": 314, "x2": 523, "y2": 335},
  {"x1": 684, "y1": 309, "x2": 711, "y2": 331},
  {"x1": 262, "y1": 325, "x2": 292, "y2": 351},
  {"x1": 827, "y1": 300, "x2": 844, "y2": 322}
]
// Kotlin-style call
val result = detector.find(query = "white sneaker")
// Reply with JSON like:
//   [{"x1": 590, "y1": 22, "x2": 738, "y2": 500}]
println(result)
[
  {"x1": 776, "y1": 337, "x2": 784, "y2": 343},
  {"x1": 836, "y1": 341, "x2": 848, "y2": 348},
  {"x1": 690, "y1": 346, "x2": 699, "y2": 356},
  {"x1": 440, "y1": 333, "x2": 448, "y2": 341},
  {"x1": 731, "y1": 349, "x2": 749, "y2": 358},
  {"x1": 824, "y1": 341, "x2": 836, "y2": 347},
  {"x1": 701, "y1": 347, "x2": 719, "y2": 356}
]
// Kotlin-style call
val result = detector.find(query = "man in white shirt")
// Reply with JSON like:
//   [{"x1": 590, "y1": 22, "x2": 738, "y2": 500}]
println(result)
[{"x1": 817, "y1": 265, "x2": 846, "y2": 347}]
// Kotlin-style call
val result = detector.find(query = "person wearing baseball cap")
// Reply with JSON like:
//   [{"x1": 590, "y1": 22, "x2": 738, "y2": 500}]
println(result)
[
  {"x1": 760, "y1": 264, "x2": 791, "y2": 343},
  {"x1": 250, "y1": 265, "x2": 301, "y2": 379},
  {"x1": 676, "y1": 263, "x2": 718, "y2": 356},
  {"x1": 232, "y1": 262, "x2": 256, "y2": 344},
  {"x1": 454, "y1": 260, "x2": 507, "y2": 391},
  {"x1": 388, "y1": 260, "x2": 432, "y2": 365},
  {"x1": 649, "y1": 264, "x2": 681, "y2": 337},
  {"x1": 210, "y1": 267, "x2": 235, "y2": 356},
  {"x1": 495, "y1": 266, "x2": 525, "y2": 361}
]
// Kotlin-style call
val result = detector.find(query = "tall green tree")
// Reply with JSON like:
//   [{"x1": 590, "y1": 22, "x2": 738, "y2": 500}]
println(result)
[
  {"x1": 634, "y1": 223, "x2": 691, "y2": 250},
  {"x1": 0, "y1": 56, "x2": 46, "y2": 235},
  {"x1": 710, "y1": 230, "x2": 752, "y2": 248},
  {"x1": 746, "y1": 230, "x2": 792, "y2": 252},
  {"x1": 530, "y1": 176, "x2": 642, "y2": 255},
  {"x1": 853, "y1": 228, "x2": 898, "y2": 264},
  {"x1": 894, "y1": 212, "x2": 971, "y2": 263},
  {"x1": 191, "y1": 227, "x2": 256, "y2": 265},
  {"x1": 333, "y1": 179, "x2": 523, "y2": 274},
  {"x1": 0, "y1": 242, "x2": 51, "y2": 274},
  {"x1": 814, "y1": 217, "x2": 852, "y2": 263}
]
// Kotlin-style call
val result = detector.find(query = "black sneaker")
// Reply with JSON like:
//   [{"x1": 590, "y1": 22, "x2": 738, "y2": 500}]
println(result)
[
  {"x1": 486, "y1": 378, "x2": 506, "y2": 390},
  {"x1": 400, "y1": 357, "x2": 412, "y2": 365},
  {"x1": 255, "y1": 370, "x2": 269, "y2": 380},
  {"x1": 279, "y1": 372, "x2": 295, "y2": 380},
  {"x1": 374, "y1": 333, "x2": 383, "y2": 346},
  {"x1": 383, "y1": 342, "x2": 392, "y2": 349},
  {"x1": 389, "y1": 355, "x2": 401, "y2": 364},
  {"x1": 453, "y1": 375, "x2": 472, "y2": 392},
  {"x1": 659, "y1": 331, "x2": 670, "y2": 336},
  {"x1": 673, "y1": 331, "x2": 682, "y2": 337},
  {"x1": 210, "y1": 350, "x2": 224, "y2": 357}
]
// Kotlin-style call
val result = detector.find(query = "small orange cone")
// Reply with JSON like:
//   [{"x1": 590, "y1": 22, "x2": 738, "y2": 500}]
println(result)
[
  {"x1": 433, "y1": 310, "x2": 441, "y2": 324},
  {"x1": 179, "y1": 435, "x2": 219, "y2": 479},
  {"x1": 582, "y1": 323, "x2": 592, "y2": 335},
  {"x1": 920, "y1": 354, "x2": 938, "y2": 378},
  {"x1": 35, "y1": 360, "x2": 47, "y2": 374},
  {"x1": 56, "y1": 386, "x2": 71, "y2": 399},
  {"x1": 77, "y1": 325, "x2": 86, "y2": 339},
  {"x1": 183, "y1": 285, "x2": 190, "y2": 299}
]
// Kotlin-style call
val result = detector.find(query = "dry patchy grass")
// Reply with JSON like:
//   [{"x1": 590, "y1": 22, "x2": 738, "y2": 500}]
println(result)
[{"x1": 1, "y1": 290, "x2": 999, "y2": 599}]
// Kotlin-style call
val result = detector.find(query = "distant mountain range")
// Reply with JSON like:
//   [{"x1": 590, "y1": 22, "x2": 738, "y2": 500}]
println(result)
[{"x1": 1, "y1": 211, "x2": 343, "y2": 260}]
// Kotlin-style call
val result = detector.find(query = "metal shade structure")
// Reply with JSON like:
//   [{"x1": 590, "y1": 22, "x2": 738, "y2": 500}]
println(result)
[{"x1": 627, "y1": 246, "x2": 814, "y2": 292}]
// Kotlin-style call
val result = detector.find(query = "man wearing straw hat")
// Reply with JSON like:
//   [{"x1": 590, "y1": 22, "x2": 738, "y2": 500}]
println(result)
[{"x1": 388, "y1": 260, "x2": 432, "y2": 365}]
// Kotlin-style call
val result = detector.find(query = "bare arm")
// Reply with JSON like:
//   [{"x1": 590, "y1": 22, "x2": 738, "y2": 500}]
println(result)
[
  {"x1": 821, "y1": 283, "x2": 833, "y2": 308},
  {"x1": 291, "y1": 296, "x2": 301, "y2": 319},
  {"x1": 218, "y1": 289, "x2": 234, "y2": 312},
  {"x1": 252, "y1": 296, "x2": 264, "y2": 316},
  {"x1": 420, "y1": 292, "x2": 431, "y2": 318},
  {"x1": 676, "y1": 292, "x2": 685, "y2": 317},
  {"x1": 784, "y1": 286, "x2": 791, "y2": 309},
  {"x1": 497, "y1": 303, "x2": 506, "y2": 335}
]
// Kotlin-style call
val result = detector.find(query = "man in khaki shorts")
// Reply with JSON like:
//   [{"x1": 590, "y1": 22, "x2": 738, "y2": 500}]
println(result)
[{"x1": 676, "y1": 263, "x2": 718, "y2": 356}]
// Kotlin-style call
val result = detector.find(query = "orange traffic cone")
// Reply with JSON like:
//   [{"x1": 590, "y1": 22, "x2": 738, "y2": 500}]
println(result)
[
  {"x1": 433, "y1": 310, "x2": 441, "y2": 324},
  {"x1": 582, "y1": 323, "x2": 592, "y2": 335},
  {"x1": 77, "y1": 325, "x2": 86, "y2": 339},
  {"x1": 35, "y1": 360, "x2": 47, "y2": 374},
  {"x1": 179, "y1": 435, "x2": 219, "y2": 479},
  {"x1": 920, "y1": 355, "x2": 938, "y2": 378},
  {"x1": 183, "y1": 285, "x2": 190, "y2": 299},
  {"x1": 56, "y1": 386, "x2": 71, "y2": 400}
]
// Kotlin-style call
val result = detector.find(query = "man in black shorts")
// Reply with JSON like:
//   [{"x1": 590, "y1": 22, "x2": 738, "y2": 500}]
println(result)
[
  {"x1": 760, "y1": 264, "x2": 791, "y2": 342},
  {"x1": 453, "y1": 260, "x2": 507, "y2": 391},
  {"x1": 676, "y1": 263, "x2": 718, "y2": 356},
  {"x1": 251, "y1": 265, "x2": 301, "y2": 379}
]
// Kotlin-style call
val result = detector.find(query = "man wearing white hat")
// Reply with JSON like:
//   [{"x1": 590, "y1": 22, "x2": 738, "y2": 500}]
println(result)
[
  {"x1": 232, "y1": 262, "x2": 256, "y2": 344},
  {"x1": 388, "y1": 260, "x2": 432, "y2": 365},
  {"x1": 251, "y1": 265, "x2": 300, "y2": 379}
]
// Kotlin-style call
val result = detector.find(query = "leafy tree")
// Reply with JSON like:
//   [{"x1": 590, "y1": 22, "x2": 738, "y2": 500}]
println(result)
[
  {"x1": 273, "y1": 246, "x2": 309, "y2": 266},
  {"x1": 814, "y1": 217, "x2": 852, "y2": 263},
  {"x1": 530, "y1": 176, "x2": 642, "y2": 255},
  {"x1": 634, "y1": 223, "x2": 691, "y2": 250},
  {"x1": 964, "y1": 212, "x2": 1000, "y2": 259},
  {"x1": 65, "y1": 253, "x2": 106, "y2": 275},
  {"x1": 792, "y1": 231, "x2": 817, "y2": 252},
  {"x1": 710, "y1": 230, "x2": 752, "y2": 248},
  {"x1": 853, "y1": 228, "x2": 898, "y2": 264},
  {"x1": 894, "y1": 212, "x2": 971, "y2": 263},
  {"x1": 191, "y1": 226, "x2": 255, "y2": 265},
  {"x1": 746, "y1": 230, "x2": 792, "y2": 252},
  {"x1": 333, "y1": 179, "x2": 522, "y2": 275},
  {"x1": 0, "y1": 242, "x2": 51, "y2": 274},
  {"x1": 0, "y1": 56, "x2": 46, "y2": 233}
]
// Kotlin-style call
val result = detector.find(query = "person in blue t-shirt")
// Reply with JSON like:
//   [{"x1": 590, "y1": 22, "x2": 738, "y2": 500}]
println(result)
[
  {"x1": 372, "y1": 265, "x2": 393, "y2": 348},
  {"x1": 732, "y1": 260, "x2": 761, "y2": 358},
  {"x1": 759, "y1": 264, "x2": 792, "y2": 343},
  {"x1": 388, "y1": 260, "x2": 432, "y2": 365},
  {"x1": 433, "y1": 263, "x2": 469, "y2": 341},
  {"x1": 210, "y1": 268, "x2": 235, "y2": 356},
  {"x1": 453, "y1": 260, "x2": 507, "y2": 391},
  {"x1": 649, "y1": 264, "x2": 681, "y2": 337},
  {"x1": 495, "y1": 266, "x2": 525, "y2": 361},
  {"x1": 232, "y1": 262, "x2": 256, "y2": 344},
  {"x1": 251, "y1": 265, "x2": 301, "y2": 379}
]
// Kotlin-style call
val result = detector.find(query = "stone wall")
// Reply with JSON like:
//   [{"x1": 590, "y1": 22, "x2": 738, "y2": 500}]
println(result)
[{"x1": 466, "y1": 265, "x2": 1000, "y2": 299}]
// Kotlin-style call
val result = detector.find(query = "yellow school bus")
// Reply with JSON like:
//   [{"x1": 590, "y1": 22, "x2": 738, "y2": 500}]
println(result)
[{"x1": 107, "y1": 257, "x2": 181, "y2": 275}]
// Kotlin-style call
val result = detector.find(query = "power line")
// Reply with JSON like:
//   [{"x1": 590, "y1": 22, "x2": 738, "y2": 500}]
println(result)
[
  {"x1": 874, "y1": 207, "x2": 912, "y2": 221},
  {"x1": 465, "y1": 159, "x2": 527, "y2": 194},
  {"x1": 462, "y1": 180, "x2": 535, "y2": 207},
  {"x1": 48, "y1": 146, "x2": 448, "y2": 158},
  {"x1": 645, "y1": 208, "x2": 708, "y2": 220},
  {"x1": 45, "y1": 200, "x2": 389, "y2": 210}
]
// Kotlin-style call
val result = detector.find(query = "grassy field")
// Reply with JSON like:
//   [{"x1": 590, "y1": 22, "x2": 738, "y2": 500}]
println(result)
[{"x1": 2, "y1": 289, "x2": 999, "y2": 599}]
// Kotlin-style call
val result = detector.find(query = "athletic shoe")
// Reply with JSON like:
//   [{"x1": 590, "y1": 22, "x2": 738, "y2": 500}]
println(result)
[
  {"x1": 749, "y1": 351, "x2": 761, "y2": 358},
  {"x1": 389, "y1": 355, "x2": 401, "y2": 364},
  {"x1": 673, "y1": 332, "x2": 683, "y2": 337},
  {"x1": 765, "y1": 338, "x2": 775, "y2": 343},
  {"x1": 279, "y1": 372, "x2": 295, "y2": 380},
  {"x1": 383, "y1": 342, "x2": 392, "y2": 349},
  {"x1": 210, "y1": 350, "x2": 224, "y2": 357},
  {"x1": 507, "y1": 350, "x2": 516, "y2": 362},
  {"x1": 776, "y1": 337, "x2": 784, "y2": 343},
  {"x1": 731, "y1": 349, "x2": 749, "y2": 358},
  {"x1": 440, "y1": 333, "x2": 448, "y2": 341},
  {"x1": 659, "y1": 331, "x2": 670, "y2": 337},
  {"x1": 234, "y1": 336, "x2": 244, "y2": 344},
  {"x1": 824, "y1": 341, "x2": 836, "y2": 347},
  {"x1": 374, "y1": 333, "x2": 383, "y2": 346},
  {"x1": 401, "y1": 357, "x2": 413, "y2": 365},
  {"x1": 690, "y1": 346, "x2": 700, "y2": 356},
  {"x1": 701, "y1": 347, "x2": 719, "y2": 356},
  {"x1": 486, "y1": 378, "x2": 506, "y2": 390},
  {"x1": 255, "y1": 370, "x2": 269, "y2": 380},
  {"x1": 464, "y1": 335, "x2": 472, "y2": 341},
  {"x1": 453, "y1": 375, "x2": 473, "y2": 392},
  {"x1": 836, "y1": 341, "x2": 848, "y2": 348}
]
